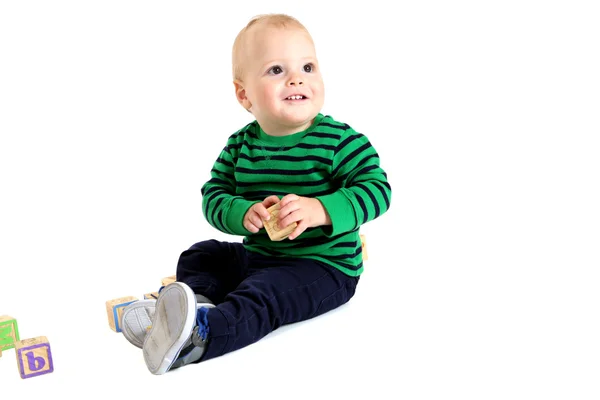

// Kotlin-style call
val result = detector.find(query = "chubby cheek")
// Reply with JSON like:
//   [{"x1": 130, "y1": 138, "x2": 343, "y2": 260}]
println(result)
[
  {"x1": 257, "y1": 82, "x2": 281, "y2": 112},
  {"x1": 311, "y1": 82, "x2": 325, "y2": 108}
]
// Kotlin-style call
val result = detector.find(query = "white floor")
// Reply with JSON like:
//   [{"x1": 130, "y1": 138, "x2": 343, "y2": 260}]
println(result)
[
  {"x1": 1, "y1": 1, "x2": 599, "y2": 398},
  {"x1": 0, "y1": 228, "x2": 403, "y2": 398}
]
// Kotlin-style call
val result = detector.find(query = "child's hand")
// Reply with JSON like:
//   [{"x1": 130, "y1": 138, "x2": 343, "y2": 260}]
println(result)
[
  {"x1": 277, "y1": 194, "x2": 332, "y2": 240},
  {"x1": 243, "y1": 195, "x2": 280, "y2": 233}
]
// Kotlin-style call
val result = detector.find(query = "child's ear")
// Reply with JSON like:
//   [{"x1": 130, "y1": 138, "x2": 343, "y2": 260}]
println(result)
[{"x1": 233, "y1": 80, "x2": 252, "y2": 111}]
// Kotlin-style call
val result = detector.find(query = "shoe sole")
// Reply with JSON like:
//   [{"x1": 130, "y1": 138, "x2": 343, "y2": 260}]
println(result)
[
  {"x1": 143, "y1": 282, "x2": 196, "y2": 375},
  {"x1": 121, "y1": 300, "x2": 156, "y2": 348}
]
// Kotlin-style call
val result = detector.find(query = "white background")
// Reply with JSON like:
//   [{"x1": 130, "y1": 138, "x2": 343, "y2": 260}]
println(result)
[{"x1": 1, "y1": 0, "x2": 598, "y2": 398}]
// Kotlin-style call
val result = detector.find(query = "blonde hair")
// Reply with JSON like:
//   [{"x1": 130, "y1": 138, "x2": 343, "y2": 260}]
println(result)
[{"x1": 232, "y1": 13, "x2": 311, "y2": 81}]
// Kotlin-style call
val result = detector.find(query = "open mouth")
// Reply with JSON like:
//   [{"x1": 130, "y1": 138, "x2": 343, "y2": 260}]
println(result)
[{"x1": 285, "y1": 95, "x2": 307, "y2": 100}]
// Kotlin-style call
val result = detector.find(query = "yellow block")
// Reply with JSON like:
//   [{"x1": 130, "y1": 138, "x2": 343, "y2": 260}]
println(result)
[
  {"x1": 161, "y1": 275, "x2": 176, "y2": 286},
  {"x1": 262, "y1": 202, "x2": 297, "y2": 241},
  {"x1": 360, "y1": 234, "x2": 368, "y2": 261}
]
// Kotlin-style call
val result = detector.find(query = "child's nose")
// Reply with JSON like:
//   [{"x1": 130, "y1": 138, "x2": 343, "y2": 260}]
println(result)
[{"x1": 287, "y1": 75, "x2": 303, "y2": 86}]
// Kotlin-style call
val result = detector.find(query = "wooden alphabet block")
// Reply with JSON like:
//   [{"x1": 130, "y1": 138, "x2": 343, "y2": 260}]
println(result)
[
  {"x1": 105, "y1": 296, "x2": 138, "y2": 332},
  {"x1": 262, "y1": 202, "x2": 297, "y2": 241},
  {"x1": 360, "y1": 234, "x2": 368, "y2": 261},
  {"x1": 144, "y1": 291, "x2": 159, "y2": 300},
  {"x1": 161, "y1": 275, "x2": 176, "y2": 287},
  {"x1": 0, "y1": 315, "x2": 20, "y2": 351},
  {"x1": 15, "y1": 336, "x2": 54, "y2": 379}
]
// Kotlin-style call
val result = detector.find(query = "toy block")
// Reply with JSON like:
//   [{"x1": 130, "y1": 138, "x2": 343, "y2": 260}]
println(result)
[
  {"x1": 15, "y1": 336, "x2": 54, "y2": 379},
  {"x1": 360, "y1": 234, "x2": 368, "y2": 261},
  {"x1": 144, "y1": 291, "x2": 159, "y2": 300},
  {"x1": 105, "y1": 296, "x2": 138, "y2": 333},
  {"x1": 161, "y1": 275, "x2": 176, "y2": 286},
  {"x1": 0, "y1": 315, "x2": 20, "y2": 351},
  {"x1": 262, "y1": 202, "x2": 297, "y2": 241}
]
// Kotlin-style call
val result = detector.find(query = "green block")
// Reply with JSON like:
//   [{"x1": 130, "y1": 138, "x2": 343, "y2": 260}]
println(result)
[{"x1": 0, "y1": 315, "x2": 20, "y2": 351}]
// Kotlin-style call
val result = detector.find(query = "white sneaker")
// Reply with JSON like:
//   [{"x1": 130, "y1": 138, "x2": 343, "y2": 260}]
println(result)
[
  {"x1": 143, "y1": 282, "x2": 213, "y2": 375},
  {"x1": 121, "y1": 299, "x2": 156, "y2": 348}
]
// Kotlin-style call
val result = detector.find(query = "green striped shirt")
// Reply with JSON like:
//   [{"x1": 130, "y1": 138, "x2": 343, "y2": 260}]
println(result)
[{"x1": 201, "y1": 113, "x2": 392, "y2": 276}]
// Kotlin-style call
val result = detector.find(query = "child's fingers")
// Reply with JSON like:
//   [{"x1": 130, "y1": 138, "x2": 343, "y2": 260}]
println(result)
[
  {"x1": 279, "y1": 194, "x2": 299, "y2": 208},
  {"x1": 253, "y1": 203, "x2": 271, "y2": 221},
  {"x1": 244, "y1": 220, "x2": 259, "y2": 233},
  {"x1": 278, "y1": 201, "x2": 301, "y2": 222},
  {"x1": 244, "y1": 209, "x2": 264, "y2": 232},
  {"x1": 262, "y1": 195, "x2": 280, "y2": 209},
  {"x1": 287, "y1": 220, "x2": 307, "y2": 240},
  {"x1": 248, "y1": 211, "x2": 265, "y2": 229}
]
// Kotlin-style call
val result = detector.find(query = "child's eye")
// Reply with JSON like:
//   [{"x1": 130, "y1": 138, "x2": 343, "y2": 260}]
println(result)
[
  {"x1": 303, "y1": 63, "x2": 314, "y2": 73},
  {"x1": 269, "y1": 66, "x2": 283, "y2": 75}
]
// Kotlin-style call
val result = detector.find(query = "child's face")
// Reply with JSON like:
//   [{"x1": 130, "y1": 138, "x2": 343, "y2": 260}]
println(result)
[{"x1": 237, "y1": 26, "x2": 324, "y2": 135}]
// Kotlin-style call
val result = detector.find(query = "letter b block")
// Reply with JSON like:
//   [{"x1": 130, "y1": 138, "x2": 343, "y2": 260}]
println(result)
[
  {"x1": 15, "y1": 336, "x2": 54, "y2": 379},
  {"x1": 0, "y1": 315, "x2": 20, "y2": 351}
]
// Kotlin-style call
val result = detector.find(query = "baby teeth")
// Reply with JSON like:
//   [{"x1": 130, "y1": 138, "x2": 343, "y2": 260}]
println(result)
[{"x1": 287, "y1": 95, "x2": 303, "y2": 100}]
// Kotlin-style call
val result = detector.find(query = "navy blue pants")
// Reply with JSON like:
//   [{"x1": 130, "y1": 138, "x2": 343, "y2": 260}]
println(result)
[{"x1": 175, "y1": 239, "x2": 360, "y2": 362}]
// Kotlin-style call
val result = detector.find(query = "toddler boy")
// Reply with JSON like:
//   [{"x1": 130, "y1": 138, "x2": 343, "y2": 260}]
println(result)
[{"x1": 121, "y1": 13, "x2": 392, "y2": 375}]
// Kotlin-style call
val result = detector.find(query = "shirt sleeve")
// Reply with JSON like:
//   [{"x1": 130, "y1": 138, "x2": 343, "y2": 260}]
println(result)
[
  {"x1": 316, "y1": 129, "x2": 392, "y2": 237},
  {"x1": 201, "y1": 141, "x2": 256, "y2": 236}
]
